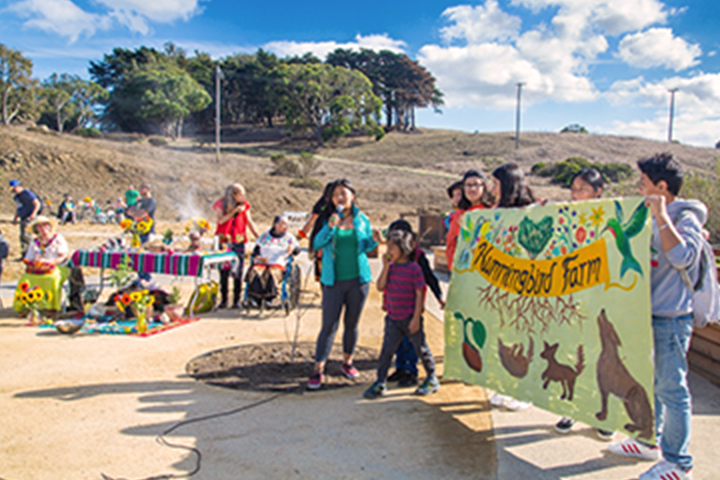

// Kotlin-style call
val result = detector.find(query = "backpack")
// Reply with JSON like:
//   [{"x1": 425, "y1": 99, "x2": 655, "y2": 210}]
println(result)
[{"x1": 673, "y1": 211, "x2": 720, "y2": 327}]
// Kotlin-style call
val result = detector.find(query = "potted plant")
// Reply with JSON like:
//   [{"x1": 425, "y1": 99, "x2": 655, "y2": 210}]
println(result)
[{"x1": 164, "y1": 286, "x2": 184, "y2": 322}]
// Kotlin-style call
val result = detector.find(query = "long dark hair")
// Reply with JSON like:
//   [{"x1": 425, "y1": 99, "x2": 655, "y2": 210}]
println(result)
[
  {"x1": 492, "y1": 163, "x2": 536, "y2": 207},
  {"x1": 308, "y1": 179, "x2": 356, "y2": 256},
  {"x1": 458, "y1": 169, "x2": 493, "y2": 210}
]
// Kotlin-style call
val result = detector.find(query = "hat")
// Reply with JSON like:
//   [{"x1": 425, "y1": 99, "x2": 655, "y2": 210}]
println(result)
[
  {"x1": 388, "y1": 219, "x2": 414, "y2": 234},
  {"x1": 28, "y1": 215, "x2": 53, "y2": 234},
  {"x1": 8, "y1": 180, "x2": 21, "y2": 189}
]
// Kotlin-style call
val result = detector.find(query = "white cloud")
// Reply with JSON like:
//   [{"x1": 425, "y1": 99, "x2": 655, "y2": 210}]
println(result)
[
  {"x1": 97, "y1": 0, "x2": 203, "y2": 35},
  {"x1": 8, "y1": 0, "x2": 108, "y2": 42},
  {"x1": 617, "y1": 28, "x2": 701, "y2": 71},
  {"x1": 440, "y1": 0, "x2": 522, "y2": 44},
  {"x1": 6, "y1": 0, "x2": 203, "y2": 40},
  {"x1": 511, "y1": 0, "x2": 667, "y2": 35},
  {"x1": 263, "y1": 33, "x2": 406, "y2": 60},
  {"x1": 607, "y1": 73, "x2": 720, "y2": 145}
]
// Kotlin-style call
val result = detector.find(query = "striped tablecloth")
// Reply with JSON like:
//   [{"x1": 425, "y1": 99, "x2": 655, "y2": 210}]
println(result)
[{"x1": 70, "y1": 250, "x2": 237, "y2": 278}]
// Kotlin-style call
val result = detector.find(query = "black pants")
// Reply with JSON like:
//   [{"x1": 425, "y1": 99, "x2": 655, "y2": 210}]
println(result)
[
  {"x1": 376, "y1": 315, "x2": 436, "y2": 382},
  {"x1": 219, "y1": 243, "x2": 245, "y2": 305}
]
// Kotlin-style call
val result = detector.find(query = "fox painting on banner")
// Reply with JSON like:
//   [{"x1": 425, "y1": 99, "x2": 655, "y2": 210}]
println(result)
[{"x1": 444, "y1": 197, "x2": 655, "y2": 441}]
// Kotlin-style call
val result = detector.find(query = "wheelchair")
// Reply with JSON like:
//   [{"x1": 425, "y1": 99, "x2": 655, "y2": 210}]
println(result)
[{"x1": 241, "y1": 251, "x2": 301, "y2": 316}]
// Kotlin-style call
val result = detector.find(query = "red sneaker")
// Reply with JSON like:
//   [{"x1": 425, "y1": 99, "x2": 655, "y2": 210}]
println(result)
[
  {"x1": 341, "y1": 363, "x2": 359, "y2": 380},
  {"x1": 307, "y1": 372, "x2": 324, "y2": 390}
]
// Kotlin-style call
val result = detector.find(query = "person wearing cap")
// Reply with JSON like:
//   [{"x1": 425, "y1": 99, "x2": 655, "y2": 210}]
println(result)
[
  {"x1": 445, "y1": 170, "x2": 493, "y2": 272},
  {"x1": 10, "y1": 180, "x2": 43, "y2": 258}
]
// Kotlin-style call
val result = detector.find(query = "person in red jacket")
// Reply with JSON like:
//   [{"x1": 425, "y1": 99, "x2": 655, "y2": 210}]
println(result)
[
  {"x1": 445, "y1": 170, "x2": 492, "y2": 272},
  {"x1": 213, "y1": 183, "x2": 258, "y2": 309}
]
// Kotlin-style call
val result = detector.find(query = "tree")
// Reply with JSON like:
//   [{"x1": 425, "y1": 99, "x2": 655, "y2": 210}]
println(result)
[
  {"x1": 130, "y1": 65, "x2": 211, "y2": 138},
  {"x1": 326, "y1": 49, "x2": 443, "y2": 131},
  {"x1": 561, "y1": 124, "x2": 588, "y2": 134},
  {"x1": 273, "y1": 63, "x2": 382, "y2": 146},
  {"x1": 40, "y1": 74, "x2": 108, "y2": 132},
  {"x1": 0, "y1": 44, "x2": 34, "y2": 125},
  {"x1": 715, "y1": 140, "x2": 720, "y2": 149}
]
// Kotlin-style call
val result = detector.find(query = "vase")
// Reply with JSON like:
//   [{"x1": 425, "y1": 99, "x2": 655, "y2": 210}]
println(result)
[
  {"x1": 27, "y1": 309, "x2": 42, "y2": 325},
  {"x1": 131, "y1": 233, "x2": 141, "y2": 249},
  {"x1": 136, "y1": 311, "x2": 147, "y2": 334}
]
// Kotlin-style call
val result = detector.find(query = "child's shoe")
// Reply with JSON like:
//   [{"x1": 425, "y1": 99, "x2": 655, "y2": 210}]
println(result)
[
  {"x1": 387, "y1": 370, "x2": 404, "y2": 382},
  {"x1": 363, "y1": 381, "x2": 386, "y2": 399},
  {"x1": 639, "y1": 460, "x2": 692, "y2": 480},
  {"x1": 608, "y1": 438, "x2": 661, "y2": 461},
  {"x1": 307, "y1": 372, "x2": 324, "y2": 390},
  {"x1": 398, "y1": 372, "x2": 418, "y2": 387},
  {"x1": 555, "y1": 417, "x2": 575, "y2": 433},
  {"x1": 341, "y1": 363, "x2": 360, "y2": 380},
  {"x1": 414, "y1": 376, "x2": 440, "y2": 396}
]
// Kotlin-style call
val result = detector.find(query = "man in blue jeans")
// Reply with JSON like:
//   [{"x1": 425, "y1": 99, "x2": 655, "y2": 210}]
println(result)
[{"x1": 609, "y1": 153, "x2": 702, "y2": 480}]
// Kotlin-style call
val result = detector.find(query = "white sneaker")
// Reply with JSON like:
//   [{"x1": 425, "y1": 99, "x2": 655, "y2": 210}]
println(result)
[
  {"x1": 608, "y1": 438, "x2": 661, "y2": 461},
  {"x1": 505, "y1": 398, "x2": 532, "y2": 411},
  {"x1": 639, "y1": 460, "x2": 692, "y2": 480},
  {"x1": 490, "y1": 393, "x2": 508, "y2": 407}
]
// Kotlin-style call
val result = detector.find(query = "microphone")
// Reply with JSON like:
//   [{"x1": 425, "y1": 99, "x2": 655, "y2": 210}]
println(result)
[{"x1": 336, "y1": 204, "x2": 344, "y2": 219}]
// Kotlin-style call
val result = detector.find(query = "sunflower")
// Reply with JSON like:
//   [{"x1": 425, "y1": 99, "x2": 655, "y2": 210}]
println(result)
[
  {"x1": 19, "y1": 281, "x2": 30, "y2": 292},
  {"x1": 45, "y1": 290, "x2": 53, "y2": 302},
  {"x1": 136, "y1": 221, "x2": 151, "y2": 234},
  {"x1": 129, "y1": 291, "x2": 143, "y2": 302},
  {"x1": 83, "y1": 196, "x2": 92, "y2": 203},
  {"x1": 120, "y1": 293, "x2": 132, "y2": 305},
  {"x1": 120, "y1": 219, "x2": 133, "y2": 230}
]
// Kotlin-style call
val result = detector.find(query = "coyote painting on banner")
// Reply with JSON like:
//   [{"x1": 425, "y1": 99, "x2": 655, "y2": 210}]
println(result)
[{"x1": 445, "y1": 197, "x2": 654, "y2": 440}]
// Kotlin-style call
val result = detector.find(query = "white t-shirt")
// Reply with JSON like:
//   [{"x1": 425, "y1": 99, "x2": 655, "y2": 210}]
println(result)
[
  {"x1": 25, "y1": 234, "x2": 69, "y2": 264},
  {"x1": 256, "y1": 230, "x2": 298, "y2": 267}
]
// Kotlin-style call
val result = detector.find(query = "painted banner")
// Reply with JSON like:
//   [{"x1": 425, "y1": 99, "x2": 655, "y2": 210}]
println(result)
[{"x1": 444, "y1": 197, "x2": 655, "y2": 441}]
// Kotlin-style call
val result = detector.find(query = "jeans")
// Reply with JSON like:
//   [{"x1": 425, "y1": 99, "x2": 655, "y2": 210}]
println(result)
[
  {"x1": 395, "y1": 336, "x2": 418, "y2": 376},
  {"x1": 652, "y1": 313, "x2": 694, "y2": 471},
  {"x1": 377, "y1": 315, "x2": 435, "y2": 382},
  {"x1": 314, "y1": 279, "x2": 369, "y2": 363}
]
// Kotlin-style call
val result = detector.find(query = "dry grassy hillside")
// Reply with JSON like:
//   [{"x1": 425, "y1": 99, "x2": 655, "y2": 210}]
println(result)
[{"x1": 1, "y1": 125, "x2": 717, "y2": 227}]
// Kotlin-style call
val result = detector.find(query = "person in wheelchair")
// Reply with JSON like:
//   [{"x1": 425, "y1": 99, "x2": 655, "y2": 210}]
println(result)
[{"x1": 244, "y1": 215, "x2": 300, "y2": 308}]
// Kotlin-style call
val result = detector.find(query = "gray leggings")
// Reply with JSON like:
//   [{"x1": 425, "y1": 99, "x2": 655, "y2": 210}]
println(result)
[{"x1": 314, "y1": 279, "x2": 370, "y2": 363}]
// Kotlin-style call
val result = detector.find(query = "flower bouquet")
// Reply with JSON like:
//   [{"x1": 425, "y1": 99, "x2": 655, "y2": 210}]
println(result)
[
  {"x1": 15, "y1": 281, "x2": 53, "y2": 324},
  {"x1": 185, "y1": 218, "x2": 210, "y2": 236},
  {"x1": 120, "y1": 215, "x2": 153, "y2": 249},
  {"x1": 114, "y1": 289, "x2": 154, "y2": 334}
]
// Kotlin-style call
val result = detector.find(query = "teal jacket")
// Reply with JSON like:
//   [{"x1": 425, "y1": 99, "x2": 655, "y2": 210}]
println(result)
[{"x1": 313, "y1": 204, "x2": 378, "y2": 287}]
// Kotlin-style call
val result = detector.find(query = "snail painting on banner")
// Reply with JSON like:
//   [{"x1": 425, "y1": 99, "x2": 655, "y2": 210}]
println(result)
[{"x1": 444, "y1": 197, "x2": 655, "y2": 441}]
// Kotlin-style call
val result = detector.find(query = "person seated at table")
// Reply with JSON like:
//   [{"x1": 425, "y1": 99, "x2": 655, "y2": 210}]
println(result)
[
  {"x1": 57, "y1": 194, "x2": 76, "y2": 225},
  {"x1": 13, "y1": 216, "x2": 84, "y2": 319},
  {"x1": 186, "y1": 232, "x2": 202, "y2": 252},
  {"x1": 244, "y1": 215, "x2": 300, "y2": 308}
]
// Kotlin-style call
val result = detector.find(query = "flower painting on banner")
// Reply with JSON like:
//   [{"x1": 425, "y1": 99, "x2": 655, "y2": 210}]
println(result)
[{"x1": 445, "y1": 197, "x2": 654, "y2": 441}]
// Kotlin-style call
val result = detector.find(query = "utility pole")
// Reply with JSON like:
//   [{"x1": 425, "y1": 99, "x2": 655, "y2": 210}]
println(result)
[
  {"x1": 515, "y1": 82, "x2": 525, "y2": 149},
  {"x1": 667, "y1": 88, "x2": 679, "y2": 143},
  {"x1": 215, "y1": 65, "x2": 223, "y2": 162}
]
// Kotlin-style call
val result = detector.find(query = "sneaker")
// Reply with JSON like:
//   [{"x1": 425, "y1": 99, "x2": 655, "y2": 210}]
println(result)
[
  {"x1": 398, "y1": 373, "x2": 418, "y2": 387},
  {"x1": 387, "y1": 370, "x2": 405, "y2": 382},
  {"x1": 363, "y1": 381, "x2": 387, "y2": 399},
  {"x1": 217, "y1": 301, "x2": 228, "y2": 309},
  {"x1": 415, "y1": 376, "x2": 440, "y2": 396},
  {"x1": 505, "y1": 398, "x2": 532, "y2": 411},
  {"x1": 307, "y1": 372, "x2": 324, "y2": 390},
  {"x1": 608, "y1": 438, "x2": 661, "y2": 461},
  {"x1": 596, "y1": 429, "x2": 615, "y2": 441},
  {"x1": 341, "y1": 363, "x2": 360, "y2": 380},
  {"x1": 639, "y1": 460, "x2": 692, "y2": 480},
  {"x1": 230, "y1": 302, "x2": 241, "y2": 309},
  {"x1": 555, "y1": 417, "x2": 576, "y2": 434}
]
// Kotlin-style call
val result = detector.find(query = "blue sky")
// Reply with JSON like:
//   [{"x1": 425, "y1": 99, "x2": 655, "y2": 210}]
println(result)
[{"x1": 1, "y1": 0, "x2": 719, "y2": 147}]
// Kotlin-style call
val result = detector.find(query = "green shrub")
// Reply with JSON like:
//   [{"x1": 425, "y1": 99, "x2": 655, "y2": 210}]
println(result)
[
  {"x1": 299, "y1": 151, "x2": 314, "y2": 160},
  {"x1": 290, "y1": 177, "x2": 323, "y2": 190},
  {"x1": 682, "y1": 159, "x2": 720, "y2": 242},
  {"x1": 148, "y1": 136, "x2": 168, "y2": 146},
  {"x1": 270, "y1": 153, "x2": 286, "y2": 161},
  {"x1": 560, "y1": 124, "x2": 588, "y2": 134},
  {"x1": 74, "y1": 127, "x2": 103, "y2": 138},
  {"x1": 532, "y1": 156, "x2": 634, "y2": 187},
  {"x1": 270, "y1": 156, "x2": 301, "y2": 177}
]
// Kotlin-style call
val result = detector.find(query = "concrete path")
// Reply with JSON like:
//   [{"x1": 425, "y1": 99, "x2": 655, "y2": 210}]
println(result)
[{"x1": 0, "y1": 253, "x2": 717, "y2": 479}]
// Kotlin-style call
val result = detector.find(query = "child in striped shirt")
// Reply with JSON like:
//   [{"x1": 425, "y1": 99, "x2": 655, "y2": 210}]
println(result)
[{"x1": 364, "y1": 229, "x2": 439, "y2": 399}]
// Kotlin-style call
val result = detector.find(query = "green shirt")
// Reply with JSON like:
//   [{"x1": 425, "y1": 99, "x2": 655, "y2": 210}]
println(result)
[
  {"x1": 334, "y1": 228, "x2": 359, "y2": 281},
  {"x1": 125, "y1": 189, "x2": 140, "y2": 207}
]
